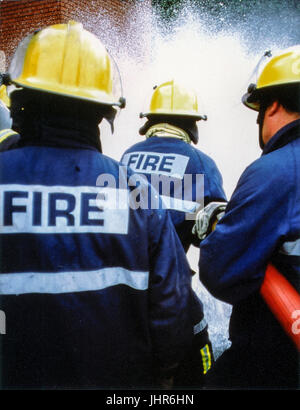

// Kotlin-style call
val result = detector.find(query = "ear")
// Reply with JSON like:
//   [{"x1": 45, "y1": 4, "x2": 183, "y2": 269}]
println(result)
[{"x1": 266, "y1": 100, "x2": 280, "y2": 117}]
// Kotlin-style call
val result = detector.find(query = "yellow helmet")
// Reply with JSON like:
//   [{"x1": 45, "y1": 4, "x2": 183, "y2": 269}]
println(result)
[
  {"x1": 0, "y1": 85, "x2": 10, "y2": 107},
  {"x1": 140, "y1": 80, "x2": 207, "y2": 120},
  {"x1": 243, "y1": 46, "x2": 300, "y2": 111},
  {"x1": 6, "y1": 21, "x2": 125, "y2": 108}
]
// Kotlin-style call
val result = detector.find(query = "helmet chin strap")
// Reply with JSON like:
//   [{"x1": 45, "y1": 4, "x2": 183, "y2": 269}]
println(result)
[{"x1": 257, "y1": 104, "x2": 267, "y2": 149}]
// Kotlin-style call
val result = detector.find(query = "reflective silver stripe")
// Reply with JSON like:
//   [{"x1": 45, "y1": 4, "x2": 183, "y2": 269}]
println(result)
[
  {"x1": 193, "y1": 318, "x2": 207, "y2": 335},
  {"x1": 161, "y1": 195, "x2": 201, "y2": 213},
  {"x1": 279, "y1": 238, "x2": 300, "y2": 256},
  {"x1": 0, "y1": 267, "x2": 149, "y2": 295}
]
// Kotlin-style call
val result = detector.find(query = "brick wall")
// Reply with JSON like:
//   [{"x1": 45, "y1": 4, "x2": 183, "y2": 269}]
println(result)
[
  {"x1": 0, "y1": 0, "x2": 62, "y2": 63},
  {"x1": 0, "y1": 0, "x2": 152, "y2": 67}
]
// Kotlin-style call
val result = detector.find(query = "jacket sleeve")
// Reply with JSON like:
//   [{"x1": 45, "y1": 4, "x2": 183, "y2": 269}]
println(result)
[
  {"x1": 196, "y1": 151, "x2": 227, "y2": 204},
  {"x1": 148, "y1": 208, "x2": 194, "y2": 369},
  {"x1": 199, "y1": 155, "x2": 293, "y2": 305}
]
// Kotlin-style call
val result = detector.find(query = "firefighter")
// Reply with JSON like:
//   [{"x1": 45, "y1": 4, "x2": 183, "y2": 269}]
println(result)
[
  {"x1": 0, "y1": 84, "x2": 20, "y2": 151},
  {"x1": 122, "y1": 80, "x2": 226, "y2": 253},
  {"x1": 0, "y1": 22, "x2": 196, "y2": 389},
  {"x1": 121, "y1": 80, "x2": 227, "y2": 387},
  {"x1": 194, "y1": 46, "x2": 300, "y2": 389}
]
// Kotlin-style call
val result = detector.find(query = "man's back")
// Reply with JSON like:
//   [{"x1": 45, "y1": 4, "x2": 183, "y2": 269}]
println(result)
[
  {"x1": 121, "y1": 136, "x2": 226, "y2": 251},
  {"x1": 0, "y1": 141, "x2": 194, "y2": 388}
]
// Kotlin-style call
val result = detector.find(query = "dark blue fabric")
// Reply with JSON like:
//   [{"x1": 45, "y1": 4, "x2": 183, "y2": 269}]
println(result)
[{"x1": 0, "y1": 139, "x2": 195, "y2": 388}]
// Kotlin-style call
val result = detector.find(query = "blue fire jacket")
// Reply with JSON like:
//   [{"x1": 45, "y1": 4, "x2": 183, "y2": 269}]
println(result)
[
  {"x1": 200, "y1": 119, "x2": 300, "y2": 349},
  {"x1": 0, "y1": 137, "x2": 195, "y2": 388},
  {"x1": 121, "y1": 136, "x2": 226, "y2": 252}
]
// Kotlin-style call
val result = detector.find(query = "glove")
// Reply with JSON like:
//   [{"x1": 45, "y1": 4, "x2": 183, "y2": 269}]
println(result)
[{"x1": 192, "y1": 201, "x2": 227, "y2": 240}]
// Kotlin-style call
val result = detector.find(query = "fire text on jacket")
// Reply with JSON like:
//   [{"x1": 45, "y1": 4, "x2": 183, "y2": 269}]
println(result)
[
  {"x1": 122, "y1": 151, "x2": 189, "y2": 179},
  {"x1": 0, "y1": 184, "x2": 129, "y2": 234}
]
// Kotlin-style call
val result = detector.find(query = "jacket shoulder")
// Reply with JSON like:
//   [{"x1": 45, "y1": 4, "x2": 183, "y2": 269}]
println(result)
[
  {"x1": 230, "y1": 145, "x2": 296, "y2": 210},
  {"x1": 121, "y1": 140, "x2": 147, "y2": 155},
  {"x1": 243, "y1": 145, "x2": 295, "y2": 183},
  {"x1": 190, "y1": 146, "x2": 220, "y2": 170}
]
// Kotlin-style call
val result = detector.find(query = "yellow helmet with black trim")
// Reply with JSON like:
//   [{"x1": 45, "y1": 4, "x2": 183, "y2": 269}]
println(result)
[
  {"x1": 140, "y1": 80, "x2": 207, "y2": 120},
  {"x1": 243, "y1": 46, "x2": 300, "y2": 111},
  {"x1": 6, "y1": 21, "x2": 125, "y2": 108}
]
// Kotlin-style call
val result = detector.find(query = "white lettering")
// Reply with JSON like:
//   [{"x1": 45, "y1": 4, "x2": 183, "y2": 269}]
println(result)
[
  {"x1": 122, "y1": 151, "x2": 189, "y2": 179},
  {"x1": 0, "y1": 184, "x2": 129, "y2": 234},
  {"x1": 106, "y1": 394, "x2": 140, "y2": 407}
]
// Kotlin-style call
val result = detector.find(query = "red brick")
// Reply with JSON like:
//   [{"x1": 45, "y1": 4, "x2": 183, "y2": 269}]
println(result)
[{"x1": 0, "y1": 0, "x2": 152, "y2": 66}]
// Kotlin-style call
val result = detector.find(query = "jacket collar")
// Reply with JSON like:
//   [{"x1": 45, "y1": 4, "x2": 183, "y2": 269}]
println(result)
[
  {"x1": 145, "y1": 123, "x2": 191, "y2": 144},
  {"x1": 18, "y1": 122, "x2": 102, "y2": 153},
  {"x1": 262, "y1": 118, "x2": 300, "y2": 155}
]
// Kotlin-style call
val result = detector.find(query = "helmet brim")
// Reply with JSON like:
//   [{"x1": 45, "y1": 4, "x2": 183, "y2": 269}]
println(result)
[
  {"x1": 12, "y1": 79, "x2": 122, "y2": 108},
  {"x1": 243, "y1": 81, "x2": 300, "y2": 112},
  {"x1": 242, "y1": 91, "x2": 260, "y2": 111},
  {"x1": 140, "y1": 112, "x2": 207, "y2": 121}
]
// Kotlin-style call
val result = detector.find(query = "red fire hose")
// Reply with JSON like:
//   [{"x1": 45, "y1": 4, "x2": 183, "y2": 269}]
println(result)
[{"x1": 260, "y1": 263, "x2": 300, "y2": 351}]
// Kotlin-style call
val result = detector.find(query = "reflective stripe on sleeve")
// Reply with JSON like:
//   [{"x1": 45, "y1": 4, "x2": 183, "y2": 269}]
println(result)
[
  {"x1": 193, "y1": 318, "x2": 207, "y2": 335},
  {"x1": 200, "y1": 344, "x2": 212, "y2": 374},
  {"x1": 161, "y1": 195, "x2": 201, "y2": 213},
  {"x1": 0, "y1": 267, "x2": 149, "y2": 295}
]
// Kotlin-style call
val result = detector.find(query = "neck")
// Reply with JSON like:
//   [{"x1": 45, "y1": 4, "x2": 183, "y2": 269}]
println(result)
[
  {"x1": 262, "y1": 117, "x2": 300, "y2": 154},
  {"x1": 263, "y1": 104, "x2": 300, "y2": 146}
]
